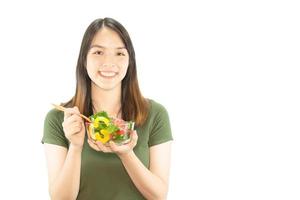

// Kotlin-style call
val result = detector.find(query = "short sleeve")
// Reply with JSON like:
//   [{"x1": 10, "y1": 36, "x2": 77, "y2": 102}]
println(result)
[
  {"x1": 41, "y1": 109, "x2": 69, "y2": 148},
  {"x1": 148, "y1": 103, "x2": 173, "y2": 147}
]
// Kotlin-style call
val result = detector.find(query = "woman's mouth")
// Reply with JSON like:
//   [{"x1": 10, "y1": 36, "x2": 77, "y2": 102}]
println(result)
[{"x1": 98, "y1": 71, "x2": 118, "y2": 78}]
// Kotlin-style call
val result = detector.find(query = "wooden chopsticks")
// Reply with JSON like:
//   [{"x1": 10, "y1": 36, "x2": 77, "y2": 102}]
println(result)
[{"x1": 52, "y1": 104, "x2": 91, "y2": 122}]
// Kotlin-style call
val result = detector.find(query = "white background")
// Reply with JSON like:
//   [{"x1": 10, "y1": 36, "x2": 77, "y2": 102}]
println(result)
[{"x1": 0, "y1": 0, "x2": 299, "y2": 199}]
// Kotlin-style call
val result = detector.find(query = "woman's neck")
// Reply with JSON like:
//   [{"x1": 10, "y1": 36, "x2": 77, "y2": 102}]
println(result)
[{"x1": 91, "y1": 83, "x2": 122, "y2": 118}]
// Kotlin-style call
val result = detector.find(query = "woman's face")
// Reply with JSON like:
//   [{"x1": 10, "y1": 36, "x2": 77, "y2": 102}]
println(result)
[{"x1": 86, "y1": 27, "x2": 129, "y2": 91}]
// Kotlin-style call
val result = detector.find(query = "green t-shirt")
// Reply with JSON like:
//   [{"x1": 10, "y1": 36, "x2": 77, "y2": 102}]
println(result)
[{"x1": 42, "y1": 99, "x2": 173, "y2": 200}]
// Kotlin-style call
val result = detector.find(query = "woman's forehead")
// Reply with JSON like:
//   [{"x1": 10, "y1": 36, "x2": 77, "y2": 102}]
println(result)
[{"x1": 91, "y1": 28, "x2": 125, "y2": 48}]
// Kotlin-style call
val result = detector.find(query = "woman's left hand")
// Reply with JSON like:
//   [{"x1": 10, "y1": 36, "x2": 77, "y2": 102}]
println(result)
[{"x1": 87, "y1": 130, "x2": 138, "y2": 156}]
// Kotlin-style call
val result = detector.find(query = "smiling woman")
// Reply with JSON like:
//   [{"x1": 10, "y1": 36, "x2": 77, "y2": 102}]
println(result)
[
  {"x1": 86, "y1": 27, "x2": 129, "y2": 92},
  {"x1": 41, "y1": 17, "x2": 173, "y2": 200}
]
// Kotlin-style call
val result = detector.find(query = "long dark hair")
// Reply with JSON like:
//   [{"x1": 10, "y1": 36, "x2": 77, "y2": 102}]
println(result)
[{"x1": 63, "y1": 18, "x2": 149, "y2": 126}]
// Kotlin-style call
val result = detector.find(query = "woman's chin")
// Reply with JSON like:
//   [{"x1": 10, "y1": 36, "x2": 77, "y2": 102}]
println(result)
[{"x1": 93, "y1": 82, "x2": 121, "y2": 91}]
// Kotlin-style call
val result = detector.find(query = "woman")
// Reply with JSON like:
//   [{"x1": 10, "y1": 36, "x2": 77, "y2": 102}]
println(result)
[{"x1": 42, "y1": 18, "x2": 173, "y2": 200}]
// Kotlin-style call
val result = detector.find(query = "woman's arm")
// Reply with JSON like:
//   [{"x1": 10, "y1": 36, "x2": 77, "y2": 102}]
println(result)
[
  {"x1": 43, "y1": 107, "x2": 85, "y2": 199},
  {"x1": 119, "y1": 141, "x2": 172, "y2": 200},
  {"x1": 44, "y1": 144, "x2": 82, "y2": 200}
]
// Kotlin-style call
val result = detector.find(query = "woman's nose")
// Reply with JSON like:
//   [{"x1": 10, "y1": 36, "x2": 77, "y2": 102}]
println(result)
[
  {"x1": 101, "y1": 55, "x2": 115, "y2": 66},
  {"x1": 101, "y1": 63, "x2": 117, "y2": 68}
]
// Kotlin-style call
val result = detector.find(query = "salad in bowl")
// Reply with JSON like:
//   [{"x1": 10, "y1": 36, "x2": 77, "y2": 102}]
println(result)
[{"x1": 86, "y1": 111, "x2": 134, "y2": 145}]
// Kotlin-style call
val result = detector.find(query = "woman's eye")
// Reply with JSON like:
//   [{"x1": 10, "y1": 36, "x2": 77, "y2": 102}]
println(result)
[
  {"x1": 117, "y1": 52, "x2": 126, "y2": 56},
  {"x1": 94, "y1": 51, "x2": 103, "y2": 55}
]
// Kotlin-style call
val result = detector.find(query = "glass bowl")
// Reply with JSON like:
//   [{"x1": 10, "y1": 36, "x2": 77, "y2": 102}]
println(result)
[{"x1": 86, "y1": 118, "x2": 134, "y2": 145}]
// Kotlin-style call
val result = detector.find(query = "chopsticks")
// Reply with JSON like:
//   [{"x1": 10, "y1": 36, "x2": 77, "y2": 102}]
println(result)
[{"x1": 52, "y1": 104, "x2": 91, "y2": 122}]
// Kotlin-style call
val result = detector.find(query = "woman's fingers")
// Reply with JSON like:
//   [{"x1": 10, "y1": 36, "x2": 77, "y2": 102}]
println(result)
[
  {"x1": 108, "y1": 131, "x2": 138, "y2": 154},
  {"x1": 95, "y1": 141, "x2": 112, "y2": 153},
  {"x1": 128, "y1": 130, "x2": 138, "y2": 148},
  {"x1": 64, "y1": 113, "x2": 82, "y2": 124},
  {"x1": 87, "y1": 139, "x2": 112, "y2": 153},
  {"x1": 70, "y1": 124, "x2": 82, "y2": 133},
  {"x1": 87, "y1": 139, "x2": 101, "y2": 151},
  {"x1": 62, "y1": 111, "x2": 83, "y2": 133},
  {"x1": 63, "y1": 106, "x2": 80, "y2": 121},
  {"x1": 62, "y1": 118, "x2": 83, "y2": 134},
  {"x1": 109, "y1": 141, "x2": 122, "y2": 152}
]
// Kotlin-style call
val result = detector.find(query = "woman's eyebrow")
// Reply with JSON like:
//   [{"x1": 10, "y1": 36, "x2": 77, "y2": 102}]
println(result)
[{"x1": 89, "y1": 44, "x2": 126, "y2": 49}]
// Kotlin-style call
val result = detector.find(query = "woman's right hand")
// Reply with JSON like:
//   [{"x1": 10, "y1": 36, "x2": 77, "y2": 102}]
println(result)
[{"x1": 62, "y1": 106, "x2": 85, "y2": 149}]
